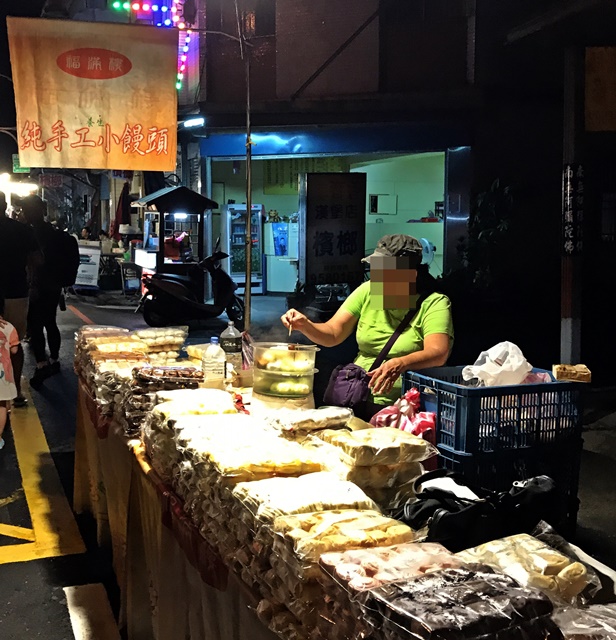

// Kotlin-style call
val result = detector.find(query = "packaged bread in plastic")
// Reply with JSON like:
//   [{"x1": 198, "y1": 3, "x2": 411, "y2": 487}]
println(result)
[
  {"x1": 233, "y1": 472, "x2": 378, "y2": 526},
  {"x1": 457, "y1": 533, "x2": 595, "y2": 604},
  {"x1": 205, "y1": 438, "x2": 326, "y2": 485},
  {"x1": 133, "y1": 365, "x2": 204, "y2": 388},
  {"x1": 185, "y1": 343, "x2": 209, "y2": 361},
  {"x1": 337, "y1": 461, "x2": 423, "y2": 490},
  {"x1": 87, "y1": 335, "x2": 149, "y2": 353},
  {"x1": 268, "y1": 407, "x2": 353, "y2": 435},
  {"x1": 315, "y1": 427, "x2": 437, "y2": 466},
  {"x1": 319, "y1": 542, "x2": 462, "y2": 597},
  {"x1": 132, "y1": 326, "x2": 188, "y2": 352},
  {"x1": 359, "y1": 565, "x2": 561, "y2": 640},
  {"x1": 272, "y1": 509, "x2": 416, "y2": 565},
  {"x1": 155, "y1": 387, "x2": 235, "y2": 408},
  {"x1": 75, "y1": 325, "x2": 130, "y2": 348}
]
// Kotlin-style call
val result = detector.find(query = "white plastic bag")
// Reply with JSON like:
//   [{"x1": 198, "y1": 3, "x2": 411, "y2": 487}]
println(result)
[{"x1": 462, "y1": 341, "x2": 532, "y2": 387}]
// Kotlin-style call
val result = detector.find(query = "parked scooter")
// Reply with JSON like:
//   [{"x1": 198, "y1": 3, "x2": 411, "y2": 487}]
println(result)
[{"x1": 137, "y1": 238, "x2": 245, "y2": 329}]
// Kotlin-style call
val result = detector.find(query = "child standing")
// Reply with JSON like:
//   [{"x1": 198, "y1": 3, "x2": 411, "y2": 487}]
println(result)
[{"x1": 0, "y1": 294, "x2": 20, "y2": 450}]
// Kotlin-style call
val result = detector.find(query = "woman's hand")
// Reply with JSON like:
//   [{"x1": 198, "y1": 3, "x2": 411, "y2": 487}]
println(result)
[
  {"x1": 367, "y1": 358, "x2": 405, "y2": 395},
  {"x1": 281, "y1": 308, "x2": 309, "y2": 333},
  {"x1": 0, "y1": 316, "x2": 6, "y2": 328}
]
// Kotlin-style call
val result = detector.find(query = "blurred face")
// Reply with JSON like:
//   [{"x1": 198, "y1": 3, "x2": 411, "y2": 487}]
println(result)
[
  {"x1": 369, "y1": 256, "x2": 419, "y2": 310},
  {"x1": 81, "y1": 228, "x2": 89, "y2": 238}
]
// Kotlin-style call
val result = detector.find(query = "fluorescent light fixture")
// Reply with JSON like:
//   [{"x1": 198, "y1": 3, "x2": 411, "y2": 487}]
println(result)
[
  {"x1": 173, "y1": 212, "x2": 188, "y2": 220},
  {"x1": 183, "y1": 117, "x2": 205, "y2": 129}
]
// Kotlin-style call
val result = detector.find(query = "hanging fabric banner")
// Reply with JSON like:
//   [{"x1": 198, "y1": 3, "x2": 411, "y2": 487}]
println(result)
[{"x1": 7, "y1": 17, "x2": 178, "y2": 171}]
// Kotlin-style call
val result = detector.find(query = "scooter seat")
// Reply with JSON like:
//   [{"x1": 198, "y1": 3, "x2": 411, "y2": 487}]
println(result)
[{"x1": 155, "y1": 273, "x2": 193, "y2": 284}]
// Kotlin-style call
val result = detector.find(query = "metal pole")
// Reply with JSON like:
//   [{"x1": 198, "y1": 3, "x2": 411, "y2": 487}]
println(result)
[{"x1": 244, "y1": 44, "x2": 252, "y2": 332}]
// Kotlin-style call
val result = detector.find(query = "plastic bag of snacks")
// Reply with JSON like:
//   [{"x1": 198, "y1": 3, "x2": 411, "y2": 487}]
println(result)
[
  {"x1": 319, "y1": 542, "x2": 461, "y2": 597},
  {"x1": 457, "y1": 532, "x2": 601, "y2": 606},
  {"x1": 315, "y1": 427, "x2": 438, "y2": 466},
  {"x1": 359, "y1": 564, "x2": 562, "y2": 640}
]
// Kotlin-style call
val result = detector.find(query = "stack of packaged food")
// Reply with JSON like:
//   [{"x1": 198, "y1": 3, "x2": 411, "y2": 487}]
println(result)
[
  {"x1": 262, "y1": 509, "x2": 416, "y2": 639},
  {"x1": 358, "y1": 564, "x2": 562, "y2": 640},
  {"x1": 142, "y1": 390, "x2": 238, "y2": 483},
  {"x1": 316, "y1": 542, "x2": 461, "y2": 638},
  {"x1": 116, "y1": 365, "x2": 205, "y2": 437},
  {"x1": 313, "y1": 427, "x2": 436, "y2": 511},
  {"x1": 75, "y1": 324, "x2": 616, "y2": 640},
  {"x1": 130, "y1": 326, "x2": 188, "y2": 365},
  {"x1": 173, "y1": 421, "x2": 329, "y2": 559}
]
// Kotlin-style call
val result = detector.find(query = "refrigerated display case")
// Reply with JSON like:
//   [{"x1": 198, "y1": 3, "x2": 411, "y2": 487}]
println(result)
[
  {"x1": 264, "y1": 221, "x2": 299, "y2": 293},
  {"x1": 220, "y1": 204, "x2": 264, "y2": 295}
]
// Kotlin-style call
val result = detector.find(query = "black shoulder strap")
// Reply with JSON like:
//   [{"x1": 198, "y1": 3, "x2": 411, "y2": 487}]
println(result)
[{"x1": 369, "y1": 307, "x2": 416, "y2": 372}]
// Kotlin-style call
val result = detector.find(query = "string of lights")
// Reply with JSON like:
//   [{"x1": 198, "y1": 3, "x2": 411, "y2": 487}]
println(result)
[{"x1": 110, "y1": 0, "x2": 193, "y2": 91}]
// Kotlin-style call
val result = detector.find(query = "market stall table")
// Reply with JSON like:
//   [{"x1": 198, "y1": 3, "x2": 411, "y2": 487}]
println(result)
[{"x1": 73, "y1": 381, "x2": 278, "y2": 640}]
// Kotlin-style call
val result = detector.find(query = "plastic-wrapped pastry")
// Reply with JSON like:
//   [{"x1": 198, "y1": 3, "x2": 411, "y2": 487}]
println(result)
[
  {"x1": 319, "y1": 542, "x2": 461, "y2": 595},
  {"x1": 232, "y1": 472, "x2": 378, "y2": 524},
  {"x1": 316, "y1": 427, "x2": 437, "y2": 466},
  {"x1": 272, "y1": 509, "x2": 416, "y2": 563},
  {"x1": 341, "y1": 462, "x2": 423, "y2": 489},
  {"x1": 155, "y1": 387, "x2": 234, "y2": 407},
  {"x1": 131, "y1": 327, "x2": 188, "y2": 354},
  {"x1": 457, "y1": 533, "x2": 590, "y2": 603},
  {"x1": 206, "y1": 439, "x2": 326, "y2": 484},
  {"x1": 88, "y1": 336, "x2": 149, "y2": 353},
  {"x1": 269, "y1": 407, "x2": 353, "y2": 434}
]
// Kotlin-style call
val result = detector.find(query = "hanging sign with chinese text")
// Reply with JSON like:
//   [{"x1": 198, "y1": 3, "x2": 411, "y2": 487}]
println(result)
[
  {"x1": 562, "y1": 163, "x2": 584, "y2": 256},
  {"x1": 7, "y1": 18, "x2": 177, "y2": 171},
  {"x1": 299, "y1": 173, "x2": 366, "y2": 286}
]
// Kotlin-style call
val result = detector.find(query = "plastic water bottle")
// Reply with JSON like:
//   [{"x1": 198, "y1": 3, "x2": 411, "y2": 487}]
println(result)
[
  {"x1": 220, "y1": 321, "x2": 243, "y2": 375},
  {"x1": 202, "y1": 336, "x2": 226, "y2": 386}
]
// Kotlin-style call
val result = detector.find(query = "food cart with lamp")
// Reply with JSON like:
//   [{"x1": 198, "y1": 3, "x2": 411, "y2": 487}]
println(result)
[{"x1": 131, "y1": 185, "x2": 218, "y2": 302}]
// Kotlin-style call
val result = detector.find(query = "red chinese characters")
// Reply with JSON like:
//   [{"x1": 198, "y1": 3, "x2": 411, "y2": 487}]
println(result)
[
  {"x1": 20, "y1": 121, "x2": 46, "y2": 151},
  {"x1": 19, "y1": 121, "x2": 171, "y2": 157},
  {"x1": 57, "y1": 48, "x2": 132, "y2": 80}
]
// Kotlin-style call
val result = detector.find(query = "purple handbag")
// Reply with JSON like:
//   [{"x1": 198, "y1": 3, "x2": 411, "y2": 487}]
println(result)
[{"x1": 322, "y1": 308, "x2": 415, "y2": 409}]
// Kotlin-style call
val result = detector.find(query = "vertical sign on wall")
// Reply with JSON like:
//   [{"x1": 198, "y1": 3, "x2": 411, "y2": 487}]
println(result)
[
  {"x1": 562, "y1": 163, "x2": 584, "y2": 256},
  {"x1": 298, "y1": 173, "x2": 366, "y2": 286}
]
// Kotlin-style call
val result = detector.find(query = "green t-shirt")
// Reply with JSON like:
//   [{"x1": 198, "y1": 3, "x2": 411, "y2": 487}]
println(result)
[{"x1": 341, "y1": 282, "x2": 454, "y2": 405}]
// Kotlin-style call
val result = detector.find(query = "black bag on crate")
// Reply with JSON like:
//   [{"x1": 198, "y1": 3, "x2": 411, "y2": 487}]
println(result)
[{"x1": 391, "y1": 469, "x2": 559, "y2": 553}]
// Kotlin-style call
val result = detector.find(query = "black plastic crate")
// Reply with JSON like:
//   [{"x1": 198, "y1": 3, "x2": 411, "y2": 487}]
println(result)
[
  {"x1": 437, "y1": 442, "x2": 583, "y2": 533},
  {"x1": 403, "y1": 366, "x2": 584, "y2": 454}
]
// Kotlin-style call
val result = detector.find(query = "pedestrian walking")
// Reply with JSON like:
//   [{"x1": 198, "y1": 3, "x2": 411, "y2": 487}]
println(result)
[
  {"x1": 20, "y1": 195, "x2": 69, "y2": 389},
  {"x1": 0, "y1": 292, "x2": 20, "y2": 450},
  {"x1": 0, "y1": 191, "x2": 41, "y2": 406}
]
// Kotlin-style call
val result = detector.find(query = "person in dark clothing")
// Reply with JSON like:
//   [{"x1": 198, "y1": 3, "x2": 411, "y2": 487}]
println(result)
[
  {"x1": 20, "y1": 195, "x2": 63, "y2": 390},
  {"x1": 0, "y1": 191, "x2": 42, "y2": 405}
]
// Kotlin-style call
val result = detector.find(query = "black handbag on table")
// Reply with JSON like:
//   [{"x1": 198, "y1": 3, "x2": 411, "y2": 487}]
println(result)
[
  {"x1": 322, "y1": 308, "x2": 416, "y2": 409},
  {"x1": 391, "y1": 469, "x2": 559, "y2": 552}
]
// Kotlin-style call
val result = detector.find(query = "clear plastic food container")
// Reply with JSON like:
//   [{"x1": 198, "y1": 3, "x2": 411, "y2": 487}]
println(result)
[
  {"x1": 253, "y1": 343, "x2": 319, "y2": 374},
  {"x1": 253, "y1": 367, "x2": 319, "y2": 398}
]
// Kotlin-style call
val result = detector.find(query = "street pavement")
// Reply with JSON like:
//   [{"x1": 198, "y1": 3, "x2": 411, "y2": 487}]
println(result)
[{"x1": 0, "y1": 291, "x2": 615, "y2": 638}]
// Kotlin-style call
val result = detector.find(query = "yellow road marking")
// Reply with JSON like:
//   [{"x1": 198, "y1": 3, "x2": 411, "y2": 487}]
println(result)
[
  {"x1": 0, "y1": 523, "x2": 35, "y2": 542},
  {"x1": 0, "y1": 488, "x2": 24, "y2": 508},
  {"x1": 1, "y1": 388, "x2": 85, "y2": 564}
]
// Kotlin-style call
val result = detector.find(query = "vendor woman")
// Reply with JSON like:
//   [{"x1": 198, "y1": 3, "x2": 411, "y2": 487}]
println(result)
[{"x1": 281, "y1": 234, "x2": 454, "y2": 421}]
